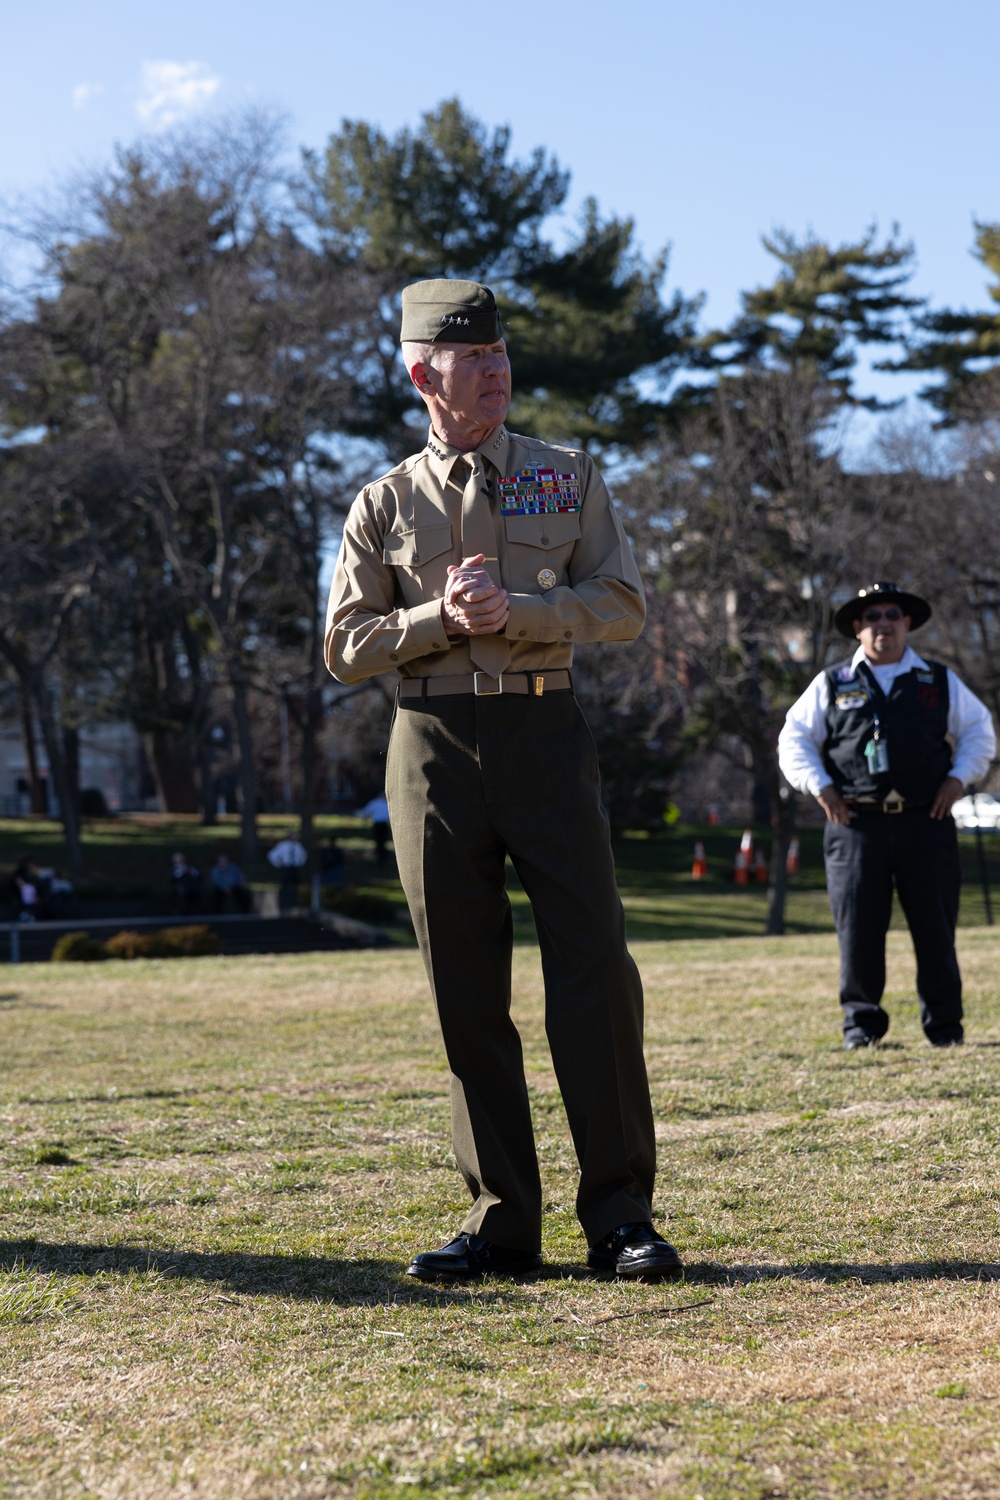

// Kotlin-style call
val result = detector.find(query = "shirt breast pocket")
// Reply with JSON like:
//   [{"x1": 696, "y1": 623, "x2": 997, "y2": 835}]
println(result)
[
  {"x1": 503, "y1": 513, "x2": 581, "y2": 591},
  {"x1": 383, "y1": 522, "x2": 452, "y2": 570}
]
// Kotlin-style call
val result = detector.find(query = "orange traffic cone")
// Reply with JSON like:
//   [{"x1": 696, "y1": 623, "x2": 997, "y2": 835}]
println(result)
[
  {"x1": 692, "y1": 841, "x2": 707, "y2": 880},
  {"x1": 734, "y1": 829, "x2": 752, "y2": 886},
  {"x1": 786, "y1": 836, "x2": 800, "y2": 876},
  {"x1": 754, "y1": 848, "x2": 768, "y2": 883}
]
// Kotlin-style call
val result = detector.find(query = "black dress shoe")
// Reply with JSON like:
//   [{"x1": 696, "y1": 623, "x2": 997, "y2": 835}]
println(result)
[
  {"x1": 405, "y1": 1233, "x2": 542, "y2": 1283},
  {"x1": 587, "y1": 1222, "x2": 682, "y2": 1280}
]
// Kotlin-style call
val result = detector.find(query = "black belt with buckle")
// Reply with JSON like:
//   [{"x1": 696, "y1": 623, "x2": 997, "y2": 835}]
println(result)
[
  {"x1": 845, "y1": 797, "x2": 929, "y2": 815},
  {"x1": 398, "y1": 670, "x2": 573, "y2": 700}
]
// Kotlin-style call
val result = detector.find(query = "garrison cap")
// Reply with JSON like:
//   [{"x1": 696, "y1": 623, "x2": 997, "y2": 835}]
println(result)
[
  {"x1": 400, "y1": 279, "x2": 503, "y2": 345},
  {"x1": 833, "y1": 580, "x2": 932, "y2": 638}
]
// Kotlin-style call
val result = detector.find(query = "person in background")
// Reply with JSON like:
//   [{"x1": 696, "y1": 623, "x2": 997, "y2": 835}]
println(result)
[
  {"x1": 169, "y1": 852, "x2": 202, "y2": 915},
  {"x1": 267, "y1": 834, "x2": 307, "y2": 905},
  {"x1": 13, "y1": 859, "x2": 39, "y2": 922},
  {"x1": 355, "y1": 792, "x2": 391, "y2": 866},
  {"x1": 210, "y1": 853, "x2": 251, "y2": 913},
  {"x1": 778, "y1": 580, "x2": 996, "y2": 1049}
]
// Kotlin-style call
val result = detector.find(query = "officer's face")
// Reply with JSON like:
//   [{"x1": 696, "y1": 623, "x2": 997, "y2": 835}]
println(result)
[
  {"x1": 854, "y1": 606, "x2": 911, "y2": 664},
  {"x1": 413, "y1": 341, "x2": 512, "y2": 436}
]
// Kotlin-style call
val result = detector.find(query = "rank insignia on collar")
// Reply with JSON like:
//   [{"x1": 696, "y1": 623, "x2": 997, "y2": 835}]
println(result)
[
  {"x1": 499, "y1": 466, "x2": 581, "y2": 515},
  {"x1": 537, "y1": 567, "x2": 557, "y2": 590}
]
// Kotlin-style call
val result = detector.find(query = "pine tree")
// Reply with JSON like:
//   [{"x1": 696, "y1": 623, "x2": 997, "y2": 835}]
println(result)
[
  {"x1": 302, "y1": 99, "x2": 700, "y2": 455},
  {"x1": 890, "y1": 221, "x2": 1000, "y2": 421}
]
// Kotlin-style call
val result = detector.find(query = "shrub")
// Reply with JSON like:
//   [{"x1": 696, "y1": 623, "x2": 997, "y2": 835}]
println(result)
[
  {"x1": 79, "y1": 787, "x2": 109, "y2": 817},
  {"x1": 103, "y1": 930, "x2": 151, "y2": 959},
  {"x1": 51, "y1": 932, "x2": 108, "y2": 963},
  {"x1": 322, "y1": 886, "x2": 397, "y2": 925},
  {"x1": 105, "y1": 925, "x2": 220, "y2": 959}
]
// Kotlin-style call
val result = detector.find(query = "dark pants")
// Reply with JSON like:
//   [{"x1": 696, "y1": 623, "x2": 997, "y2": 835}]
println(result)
[
  {"x1": 386, "y1": 689, "x2": 656, "y2": 1252},
  {"x1": 823, "y1": 809, "x2": 963, "y2": 1044}
]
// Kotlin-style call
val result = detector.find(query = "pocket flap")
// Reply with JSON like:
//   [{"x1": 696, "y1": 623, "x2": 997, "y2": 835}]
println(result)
[
  {"x1": 503, "y1": 512, "x2": 582, "y2": 549},
  {"x1": 383, "y1": 522, "x2": 452, "y2": 567}
]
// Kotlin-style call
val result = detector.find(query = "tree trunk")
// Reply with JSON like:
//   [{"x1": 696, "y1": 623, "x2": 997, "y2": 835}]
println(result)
[
  {"x1": 766, "y1": 780, "x2": 797, "y2": 936},
  {"x1": 298, "y1": 684, "x2": 323, "y2": 857},
  {"x1": 63, "y1": 724, "x2": 80, "y2": 813},
  {"x1": 31, "y1": 675, "x2": 83, "y2": 874},
  {"x1": 144, "y1": 729, "x2": 201, "y2": 813},
  {"x1": 229, "y1": 667, "x2": 259, "y2": 866},
  {"x1": 198, "y1": 733, "x2": 218, "y2": 826},
  {"x1": 19, "y1": 688, "x2": 45, "y2": 814}
]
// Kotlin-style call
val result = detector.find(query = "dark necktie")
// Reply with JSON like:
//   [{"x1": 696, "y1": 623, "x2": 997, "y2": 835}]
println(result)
[{"x1": 460, "y1": 454, "x2": 510, "y2": 677}]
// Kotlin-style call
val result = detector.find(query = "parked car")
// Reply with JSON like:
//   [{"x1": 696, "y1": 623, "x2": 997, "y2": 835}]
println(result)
[{"x1": 952, "y1": 792, "x2": 1000, "y2": 830}]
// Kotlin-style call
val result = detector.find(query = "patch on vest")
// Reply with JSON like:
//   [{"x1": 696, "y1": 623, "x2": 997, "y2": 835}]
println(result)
[
  {"x1": 835, "y1": 691, "x2": 868, "y2": 711},
  {"x1": 499, "y1": 466, "x2": 581, "y2": 515},
  {"x1": 835, "y1": 665, "x2": 856, "y2": 682},
  {"x1": 918, "y1": 683, "x2": 940, "y2": 709},
  {"x1": 915, "y1": 668, "x2": 935, "y2": 683}
]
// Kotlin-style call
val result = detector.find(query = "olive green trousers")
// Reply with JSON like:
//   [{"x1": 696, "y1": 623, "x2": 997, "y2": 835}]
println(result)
[{"x1": 386, "y1": 688, "x2": 656, "y2": 1252}]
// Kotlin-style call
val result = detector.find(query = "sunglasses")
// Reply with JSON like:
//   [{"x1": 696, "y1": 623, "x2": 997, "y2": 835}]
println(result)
[{"x1": 860, "y1": 606, "x2": 904, "y2": 624}]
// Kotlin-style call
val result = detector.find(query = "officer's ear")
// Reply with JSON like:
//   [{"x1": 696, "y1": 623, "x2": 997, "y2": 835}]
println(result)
[
  {"x1": 852, "y1": 618, "x2": 863, "y2": 640},
  {"x1": 409, "y1": 361, "x2": 434, "y2": 395}
]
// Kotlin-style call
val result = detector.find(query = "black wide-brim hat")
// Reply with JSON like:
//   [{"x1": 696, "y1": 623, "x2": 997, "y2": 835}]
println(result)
[{"x1": 833, "y1": 581, "x2": 932, "y2": 638}]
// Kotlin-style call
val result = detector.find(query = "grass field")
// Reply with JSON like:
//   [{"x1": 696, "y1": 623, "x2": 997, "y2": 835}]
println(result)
[{"x1": 3, "y1": 929, "x2": 1000, "y2": 1498}]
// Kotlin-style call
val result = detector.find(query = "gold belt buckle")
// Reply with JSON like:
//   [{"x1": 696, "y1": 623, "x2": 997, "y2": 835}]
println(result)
[
  {"x1": 473, "y1": 671, "x2": 503, "y2": 696},
  {"x1": 884, "y1": 800, "x2": 904, "y2": 814},
  {"x1": 534, "y1": 675, "x2": 544, "y2": 697}
]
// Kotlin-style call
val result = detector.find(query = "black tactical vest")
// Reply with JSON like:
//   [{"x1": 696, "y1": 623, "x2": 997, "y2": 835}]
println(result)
[{"x1": 822, "y1": 657, "x2": 952, "y2": 802}]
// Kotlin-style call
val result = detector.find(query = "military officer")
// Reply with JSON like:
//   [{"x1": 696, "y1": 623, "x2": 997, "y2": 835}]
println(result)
[
  {"x1": 778, "y1": 581, "x2": 996, "y2": 1049},
  {"x1": 326, "y1": 278, "x2": 680, "y2": 1282}
]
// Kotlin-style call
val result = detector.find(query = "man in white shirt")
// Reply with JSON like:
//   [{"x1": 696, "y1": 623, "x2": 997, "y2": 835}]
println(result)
[{"x1": 778, "y1": 581, "x2": 996, "y2": 1049}]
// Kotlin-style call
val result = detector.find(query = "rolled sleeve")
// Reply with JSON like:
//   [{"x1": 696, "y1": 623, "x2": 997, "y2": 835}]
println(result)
[
  {"x1": 778, "y1": 673, "x2": 832, "y2": 797},
  {"x1": 325, "y1": 492, "x2": 450, "y2": 684},
  {"x1": 947, "y1": 670, "x2": 997, "y2": 788}
]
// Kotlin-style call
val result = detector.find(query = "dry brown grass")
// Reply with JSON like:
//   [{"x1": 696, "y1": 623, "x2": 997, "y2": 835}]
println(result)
[{"x1": 2, "y1": 929, "x2": 1000, "y2": 1497}]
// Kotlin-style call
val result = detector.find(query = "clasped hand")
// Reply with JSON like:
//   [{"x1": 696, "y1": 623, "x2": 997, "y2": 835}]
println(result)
[{"x1": 443, "y1": 553, "x2": 510, "y2": 636}]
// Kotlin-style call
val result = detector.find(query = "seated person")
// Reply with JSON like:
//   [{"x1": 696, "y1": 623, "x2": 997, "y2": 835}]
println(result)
[
  {"x1": 210, "y1": 853, "x2": 251, "y2": 913},
  {"x1": 170, "y1": 852, "x2": 202, "y2": 914}
]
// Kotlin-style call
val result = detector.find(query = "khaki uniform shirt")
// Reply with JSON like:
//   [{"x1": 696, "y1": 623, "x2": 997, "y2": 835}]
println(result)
[{"x1": 326, "y1": 425, "x2": 645, "y2": 684}]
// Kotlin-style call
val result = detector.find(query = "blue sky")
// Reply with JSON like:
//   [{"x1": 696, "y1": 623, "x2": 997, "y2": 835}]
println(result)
[{"x1": 4, "y1": 1, "x2": 999, "y2": 413}]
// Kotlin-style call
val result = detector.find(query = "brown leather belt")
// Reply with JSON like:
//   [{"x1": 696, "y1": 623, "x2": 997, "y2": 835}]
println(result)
[{"x1": 398, "y1": 670, "x2": 573, "y2": 700}]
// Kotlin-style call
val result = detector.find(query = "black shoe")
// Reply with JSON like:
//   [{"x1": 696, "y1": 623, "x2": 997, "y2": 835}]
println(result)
[
  {"x1": 587, "y1": 1222, "x2": 682, "y2": 1280},
  {"x1": 405, "y1": 1233, "x2": 542, "y2": 1283},
  {"x1": 844, "y1": 1033, "x2": 881, "y2": 1051}
]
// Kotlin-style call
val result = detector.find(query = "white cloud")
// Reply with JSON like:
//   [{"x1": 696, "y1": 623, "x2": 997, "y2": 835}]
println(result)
[
  {"x1": 136, "y1": 60, "x2": 221, "y2": 130},
  {"x1": 72, "y1": 82, "x2": 103, "y2": 110}
]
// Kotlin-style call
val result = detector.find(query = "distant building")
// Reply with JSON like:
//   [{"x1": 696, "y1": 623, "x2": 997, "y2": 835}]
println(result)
[{"x1": 0, "y1": 720, "x2": 147, "y2": 816}]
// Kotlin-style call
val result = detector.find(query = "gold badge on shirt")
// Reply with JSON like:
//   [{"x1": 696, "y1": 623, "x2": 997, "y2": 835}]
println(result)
[{"x1": 537, "y1": 568, "x2": 557, "y2": 590}]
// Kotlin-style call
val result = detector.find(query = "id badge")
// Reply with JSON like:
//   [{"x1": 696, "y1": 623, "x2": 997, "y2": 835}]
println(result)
[{"x1": 864, "y1": 737, "x2": 890, "y2": 774}]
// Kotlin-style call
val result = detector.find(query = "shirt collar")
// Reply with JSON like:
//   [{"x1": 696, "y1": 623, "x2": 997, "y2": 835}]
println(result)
[
  {"x1": 424, "y1": 424, "x2": 509, "y2": 483},
  {"x1": 851, "y1": 643, "x2": 928, "y2": 673}
]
